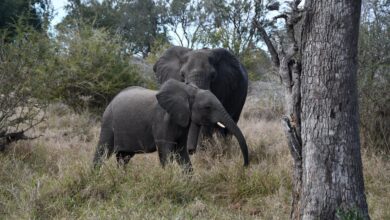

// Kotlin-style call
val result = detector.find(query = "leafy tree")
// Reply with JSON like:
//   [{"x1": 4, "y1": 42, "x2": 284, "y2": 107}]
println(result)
[
  {"x1": 59, "y1": 0, "x2": 169, "y2": 57},
  {"x1": 241, "y1": 48, "x2": 273, "y2": 81},
  {"x1": 199, "y1": 0, "x2": 266, "y2": 57},
  {"x1": 0, "y1": 24, "x2": 52, "y2": 150},
  {"x1": 164, "y1": 0, "x2": 206, "y2": 49},
  {"x1": 118, "y1": 0, "x2": 168, "y2": 57},
  {"x1": 0, "y1": 0, "x2": 51, "y2": 37}
]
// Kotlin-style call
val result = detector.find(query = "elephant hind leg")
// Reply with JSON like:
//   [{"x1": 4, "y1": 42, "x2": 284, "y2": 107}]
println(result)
[
  {"x1": 93, "y1": 128, "x2": 114, "y2": 169},
  {"x1": 116, "y1": 152, "x2": 135, "y2": 167}
]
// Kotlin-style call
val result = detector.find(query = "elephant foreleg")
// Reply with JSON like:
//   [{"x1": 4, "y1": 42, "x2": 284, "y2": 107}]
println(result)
[
  {"x1": 198, "y1": 126, "x2": 216, "y2": 150},
  {"x1": 187, "y1": 122, "x2": 201, "y2": 154},
  {"x1": 175, "y1": 145, "x2": 193, "y2": 173},
  {"x1": 156, "y1": 140, "x2": 176, "y2": 167}
]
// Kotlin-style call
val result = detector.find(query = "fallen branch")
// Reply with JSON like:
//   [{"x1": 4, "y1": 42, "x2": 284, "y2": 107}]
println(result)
[{"x1": 0, "y1": 130, "x2": 42, "y2": 151}]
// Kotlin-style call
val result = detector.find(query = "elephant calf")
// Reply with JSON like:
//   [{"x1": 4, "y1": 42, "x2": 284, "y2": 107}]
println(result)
[{"x1": 93, "y1": 79, "x2": 249, "y2": 171}]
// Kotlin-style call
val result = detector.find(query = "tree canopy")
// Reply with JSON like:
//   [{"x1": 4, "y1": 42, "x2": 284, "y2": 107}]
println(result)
[{"x1": 0, "y1": 0, "x2": 51, "y2": 37}]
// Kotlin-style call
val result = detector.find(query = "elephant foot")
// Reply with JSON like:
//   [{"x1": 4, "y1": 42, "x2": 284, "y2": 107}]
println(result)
[
  {"x1": 116, "y1": 152, "x2": 134, "y2": 167},
  {"x1": 188, "y1": 148, "x2": 197, "y2": 155}
]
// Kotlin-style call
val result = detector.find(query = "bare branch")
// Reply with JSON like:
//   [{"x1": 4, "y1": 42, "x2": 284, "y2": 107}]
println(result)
[{"x1": 253, "y1": 20, "x2": 280, "y2": 67}]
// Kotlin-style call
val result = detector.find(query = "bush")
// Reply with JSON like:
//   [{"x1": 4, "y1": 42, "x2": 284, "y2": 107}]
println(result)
[
  {"x1": 359, "y1": 78, "x2": 390, "y2": 153},
  {"x1": 51, "y1": 26, "x2": 156, "y2": 114},
  {"x1": 358, "y1": 4, "x2": 390, "y2": 153},
  {"x1": 0, "y1": 24, "x2": 50, "y2": 150}
]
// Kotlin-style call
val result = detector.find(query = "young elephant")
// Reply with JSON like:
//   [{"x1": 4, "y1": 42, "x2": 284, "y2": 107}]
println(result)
[{"x1": 93, "y1": 79, "x2": 249, "y2": 170}]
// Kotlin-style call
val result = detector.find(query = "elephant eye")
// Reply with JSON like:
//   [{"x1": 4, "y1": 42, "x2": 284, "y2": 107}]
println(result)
[{"x1": 180, "y1": 71, "x2": 185, "y2": 80}]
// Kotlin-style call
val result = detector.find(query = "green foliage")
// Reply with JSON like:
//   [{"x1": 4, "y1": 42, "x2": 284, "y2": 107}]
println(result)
[
  {"x1": 1, "y1": 18, "x2": 156, "y2": 119},
  {"x1": 51, "y1": 26, "x2": 153, "y2": 114},
  {"x1": 198, "y1": 0, "x2": 266, "y2": 56},
  {"x1": 336, "y1": 206, "x2": 365, "y2": 220},
  {"x1": 240, "y1": 48, "x2": 273, "y2": 81},
  {"x1": 358, "y1": 0, "x2": 390, "y2": 153},
  {"x1": 0, "y1": 23, "x2": 51, "y2": 148},
  {"x1": 164, "y1": 0, "x2": 206, "y2": 49},
  {"x1": 0, "y1": 0, "x2": 51, "y2": 38},
  {"x1": 146, "y1": 37, "x2": 172, "y2": 65},
  {"x1": 60, "y1": 0, "x2": 169, "y2": 57}
]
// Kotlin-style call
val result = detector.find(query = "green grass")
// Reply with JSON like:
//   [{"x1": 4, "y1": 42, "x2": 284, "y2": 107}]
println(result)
[{"x1": 0, "y1": 103, "x2": 388, "y2": 219}]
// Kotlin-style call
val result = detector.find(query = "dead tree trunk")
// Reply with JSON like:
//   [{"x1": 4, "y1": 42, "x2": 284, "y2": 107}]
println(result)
[{"x1": 254, "y1": 0, "x2": 370, "y2": 219}]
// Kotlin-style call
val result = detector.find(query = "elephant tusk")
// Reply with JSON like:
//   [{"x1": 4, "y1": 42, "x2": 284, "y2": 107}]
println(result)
[{"x1": 217, "y1": 122, "x2": 226, "y2": 128}]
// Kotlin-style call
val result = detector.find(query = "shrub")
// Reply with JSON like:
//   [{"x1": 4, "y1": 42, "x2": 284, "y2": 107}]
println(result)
[
  {"x1": 51, "y1": 26, "x2": 156, "y2": 114},
  {"x1": 359, "y1": 79, "x2": 390, "y2": 153},
  {"x1": 0, "y1": 24, "x2": 50, "y2": 150}
]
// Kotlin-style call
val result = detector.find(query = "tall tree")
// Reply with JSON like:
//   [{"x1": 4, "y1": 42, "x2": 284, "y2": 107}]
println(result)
[
  {"x1": 165, "y1": 0, "x2": 206, "y2": 49},
  {"x1": 201, "y1": 0, "x2": 265, "y2": 56},
  {"x1": 119, "y1": 0, "x2": 167, "y2": 57},
  {"x1": 254, "y1": 0, "x2": 370, "y2": 219},
  {"x1": 0, "y1": 0, "x2": 51, "y2": 36},
  {"x1": 163, "y1": 0, "x2": 267, "y2": 55},
  {"x1": 59, "y1": 0, "x2": 169, "y2": 57}
]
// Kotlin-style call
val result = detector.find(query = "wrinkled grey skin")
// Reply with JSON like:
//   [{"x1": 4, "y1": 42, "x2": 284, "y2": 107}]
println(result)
[
  {"x1": 93, "y1": 79, "x2": 249, "y2": 170},
  {"x1": 153, "y1": 46, "x2": 248, "y2": 153}
]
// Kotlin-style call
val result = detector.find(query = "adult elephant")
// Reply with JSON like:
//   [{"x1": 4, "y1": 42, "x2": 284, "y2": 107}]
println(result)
[{"x1": 153, "y1": 46, "x2": 248, "y2": 153}]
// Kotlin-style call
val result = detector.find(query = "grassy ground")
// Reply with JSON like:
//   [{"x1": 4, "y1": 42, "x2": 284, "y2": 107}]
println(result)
[{"x1": 0, "y1": 101, "x2": 389, "y2": 219}]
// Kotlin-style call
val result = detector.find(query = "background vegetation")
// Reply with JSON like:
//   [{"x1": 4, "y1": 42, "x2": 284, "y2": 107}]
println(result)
[{"x1": 0, "y1": 0, "x2": 389, "y2": 218}]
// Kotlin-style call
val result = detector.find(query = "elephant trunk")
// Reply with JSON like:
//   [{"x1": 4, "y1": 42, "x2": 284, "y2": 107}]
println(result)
[
  {"x1": 217, "y1": 106, "x2": 249, "y2": 166},
  {"x1": 187, "y1": 122, "x2": 201, "y2": 154}
]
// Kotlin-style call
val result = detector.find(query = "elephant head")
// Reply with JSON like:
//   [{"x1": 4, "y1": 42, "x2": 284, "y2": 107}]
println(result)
[
  {"x1": 156, "y1": 79, "x2": 249, "y2": 166},
  {"x1": 153, "y1": 46, "x2": 243, "y2": 90}
]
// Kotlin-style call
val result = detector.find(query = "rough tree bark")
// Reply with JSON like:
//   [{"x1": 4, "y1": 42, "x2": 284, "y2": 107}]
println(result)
[
  {"x1": 300, "y1": 0, "x2": 369, "y2": 219},
  {"x1": 254, "y1": 0, "x2": 370, "y2": 219}
]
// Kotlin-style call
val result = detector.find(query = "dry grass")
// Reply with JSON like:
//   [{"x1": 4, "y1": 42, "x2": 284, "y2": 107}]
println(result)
[{"x1": 0, "y1": 102, "x2": 389, "y2": 219}]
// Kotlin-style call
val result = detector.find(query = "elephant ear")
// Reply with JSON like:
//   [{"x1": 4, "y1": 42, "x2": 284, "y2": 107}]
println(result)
[
  {"x1": 210, "y1": 48, "x2": 248, "y2": 91},
  {"x1": 153, "y1": 46, "x2": 192, "y2": 84},
  {"x1": 156, "y1": 79, "x2": 191, "y2": 127}
]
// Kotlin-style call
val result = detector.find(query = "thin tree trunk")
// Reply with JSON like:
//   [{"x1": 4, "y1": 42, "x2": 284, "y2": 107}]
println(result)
[{"x1": 300, "y1": 0, "x2": 369, "y2": 219}]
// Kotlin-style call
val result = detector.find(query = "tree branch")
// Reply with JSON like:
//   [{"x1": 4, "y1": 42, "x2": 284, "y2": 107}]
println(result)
[
  {"x1": 0, "y1": 131, "x2": 42, "y2": 151},
  {"x1": 252, "y1": 20, "x2": 280, "y2": 67}
]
